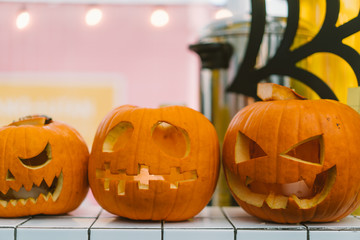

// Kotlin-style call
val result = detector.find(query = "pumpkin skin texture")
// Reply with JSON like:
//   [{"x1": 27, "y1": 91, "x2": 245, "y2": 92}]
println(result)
[
  {"x1": 0, "y1": 116, "x2": 89, "y2": 217},
  {"x1": 89, "y1": 105, "x2": 219, "y2": 221},
  {"x1": 223, "y1": 99, "x2": 360, "y2": 223}
]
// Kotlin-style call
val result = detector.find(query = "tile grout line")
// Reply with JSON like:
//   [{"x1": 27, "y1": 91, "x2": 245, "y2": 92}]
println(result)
[
  {"x1": 161, "y1": 220, "x2": 164, "y2": 240},
  {"x1": 14, "y1": 217, "x2": 33, "y2": 240},
  {"x1": 88, "y1": 209, "x2": 103, "y2": 240},
  {"x1": 301, "y1": 223, "x2": 310, "y2": 240},
  {"x1": 220, "y1": 207, "x2": 237, "y2": 240}
]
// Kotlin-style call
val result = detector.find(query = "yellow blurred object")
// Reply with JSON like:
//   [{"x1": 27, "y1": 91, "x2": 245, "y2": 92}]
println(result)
[
  {"x1": 0, "y1": 74, "x2": 125, "y2": 148},
  {"x1": 290, "y1": 0, "x2": 360, "y2": 103},
  {"x1": 292, "y1": 1, "x2": 360, "y2": 214}
]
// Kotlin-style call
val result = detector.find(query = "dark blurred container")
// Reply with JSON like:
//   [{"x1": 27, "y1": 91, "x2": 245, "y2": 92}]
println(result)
[{"x1": 189, "y1": 15, "x2": 286, "y2": 206}]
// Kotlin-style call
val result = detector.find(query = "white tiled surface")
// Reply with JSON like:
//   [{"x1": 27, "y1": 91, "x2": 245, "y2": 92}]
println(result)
[
  {"x1": 17, "y1": 217, "x2": 97, "y2": 240},
  {"x1": 305, "y1": 215, "x2": 360, "y2": 240},
  {"x1": 1, "y1": 205, "x2": 360, "y2": 240},
  {"x1": 163, "y1": 207, "x2": 234, "y2": 240},
  {"x1": 223, "y1": 207, "x2": 307, "y2": 240},
  {"x1": 0, "y1": 218, "x2": 29, "y2": 240},
  {"x1": 91, "y1": 210, "x2": 162, "y2": 240}
]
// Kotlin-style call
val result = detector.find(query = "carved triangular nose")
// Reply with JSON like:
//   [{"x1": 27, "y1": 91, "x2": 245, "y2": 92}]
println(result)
[{"x1": 6, "y1": 170, "x2": 15, "y2": 181}]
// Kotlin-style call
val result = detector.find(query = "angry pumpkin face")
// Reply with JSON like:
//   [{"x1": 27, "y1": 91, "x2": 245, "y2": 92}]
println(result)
[
  {"x1": 0, "y1": 116, "x2": 89, "y2": 217},
  {"x1": 223, "y1": 99, "x2": 360, "y2": 223},
  {"x1": 88, "y1": 105, "x2": 219, "y2": 221}
]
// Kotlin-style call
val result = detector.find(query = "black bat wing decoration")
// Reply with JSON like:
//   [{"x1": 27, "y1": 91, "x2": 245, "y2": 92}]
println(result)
[{"x1": 227, "y1": 0, "x2": 360, "y2": 100}]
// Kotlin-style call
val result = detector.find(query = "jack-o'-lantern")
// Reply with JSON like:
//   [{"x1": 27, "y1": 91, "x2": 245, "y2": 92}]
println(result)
[
  {"x1": 89, "y1": 105, "x2": 219, "y2": 221},
  {"x1": 223, "y1": 83, "x2": 360, "y2": 223},
  {"x1": 0, "y1": 115, "x2": 89, "y2": 217}
]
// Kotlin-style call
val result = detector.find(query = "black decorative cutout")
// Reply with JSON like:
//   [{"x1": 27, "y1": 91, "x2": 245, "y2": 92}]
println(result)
[{"x1": 227, "y1": 0, "x2": 360, "y2": 100}]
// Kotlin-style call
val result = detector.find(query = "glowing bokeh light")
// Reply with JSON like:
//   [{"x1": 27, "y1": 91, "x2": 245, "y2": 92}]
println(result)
[
  {"x1": 85, "y1": 7, "x2": 103, "y2": 26},
  {"x1": 150, "y1": 9, "x2": 169, "y2": 27},
  {"x1": 214, "y1": 8, "x2": 233, "y2": 20},
  {"x1": 16, "y1": 11, "x2": 30, "y2": 30}
]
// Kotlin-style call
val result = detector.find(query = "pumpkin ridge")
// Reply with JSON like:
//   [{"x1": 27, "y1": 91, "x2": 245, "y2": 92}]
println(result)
[
  {"x1": 169, "y1": 106, "x2": 192, "y2": 221},
  {"x1": 0, "y1": 128, "x2": 12, "y2": 194},
  {"x1": 324, "y1": 101, "x2": 351, "y2": 220},
  {"x1": 168, "y1": 108, "x2": 199, "y2": 221},
  {"x1": 161, "y1": 108, "x2": 183, "y2": 221},
  {"x1": 274, "y1": 101, "x2": 288, "y2": 184},
  {"x1": 252, "y1": 100, "x2": 274, "y2": 158},
  {"x1": 313, "y1": 101, "x2": 344, "y2": 221},
  {"x1": 58, "y1": 125, "x2": 89, "y2": 211}
]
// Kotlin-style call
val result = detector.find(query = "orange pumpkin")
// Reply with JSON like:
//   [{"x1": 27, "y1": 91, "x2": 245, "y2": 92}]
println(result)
[
  {"x1": 0, "y1": 115, "x2": 89, "y2": 217},
  {"x1": 223, "y1": 83, "x2": 360, "y2": 223},
  {"x1": 89, "y1": 105, "x2": 219, "y2": 221}
]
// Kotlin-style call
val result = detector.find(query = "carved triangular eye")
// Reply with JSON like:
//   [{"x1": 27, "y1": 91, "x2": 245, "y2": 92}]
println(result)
[
  {"x1": 235, "y1": 132, "x2": 267, "y2": 164},
  {"x1": 280, "y1": 135, "x2": 324, "y2": 165}
]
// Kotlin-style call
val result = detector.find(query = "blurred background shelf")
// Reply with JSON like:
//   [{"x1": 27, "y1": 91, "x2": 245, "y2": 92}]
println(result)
[{"x1": 3, "y1": 202, "x2": 360, "y2": 240}]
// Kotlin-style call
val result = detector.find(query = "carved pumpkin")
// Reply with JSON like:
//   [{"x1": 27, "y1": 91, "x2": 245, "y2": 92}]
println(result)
[
  {"x1": 223, "y1": 83, "x2": 360, "y2": 223},
  {"x1": 0, "y1": 115, "x2": 89, "y2": 217},
  {"x1": 89, "y1": 105, "x2": 219, "y2": 221}
]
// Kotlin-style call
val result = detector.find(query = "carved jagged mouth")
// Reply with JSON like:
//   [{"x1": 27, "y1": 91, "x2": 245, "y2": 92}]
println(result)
[
  {"x1": 226, "y1": 166, "x2": 337, "y2": 209},
  {"x1": 96, "y1": 164, "x2": 198, "y2": 195},
  {"x1": 0, "y1": 172, "x2": 63, "y2": 207}
]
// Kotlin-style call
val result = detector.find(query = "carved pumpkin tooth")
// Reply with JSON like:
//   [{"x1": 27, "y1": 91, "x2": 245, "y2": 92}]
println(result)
[
  {"x1": 47, "y1": 192, "x2": 53, "y2": 201},
  {"x1": 18, "y1": 199, "x2": 28, "y2": 206},
  {"x1": 40, "y1": 193, "x2": 48, "y2": 201},
  {"x1": 29, "y1": 198, "x2": 36, "y2": 204},
  {"x1": 0, "y1": 200, "x2": 8, "y2": 207},
  {"x1": 34, "y1": 179, "x2": 43, "y2": 187},
  {"x1": 44, "y1": 176, "x2": 54, "y2": 188},
  {"x1": 55, "y1": 170, "x2": 62, "y2": 178},
  {"x1": 0, "y1": 187, "x2": 10, "y2": 195},
  {"x1": 23, "y1": 184, "x2": 33, "y2": 192},
  {"x1": 265, "y1": 192, "x2": 288, "y2": 209},
  {"x1": 10, "y1": 199, "x2": 17, "y2": 206},
  {"x1": 8, "y1": 183, "x2": 22, "y2": 192}
]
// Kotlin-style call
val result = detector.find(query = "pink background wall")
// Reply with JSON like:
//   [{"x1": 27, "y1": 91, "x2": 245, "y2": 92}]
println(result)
[{"x1": 0, "y1": 3, "x2": 216, "y2": 109}]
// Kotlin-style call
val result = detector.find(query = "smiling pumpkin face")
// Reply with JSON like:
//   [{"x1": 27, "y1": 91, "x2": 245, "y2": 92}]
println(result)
[
  {"x1": 0, "y1": 116, "x2": 89, "y2": 217},
  {"x1": 223, "y1": 99, "x2": 360, "y2": 223},
  {"x1": 89, "y1": 105, "x2": 219, "y2": 221}
]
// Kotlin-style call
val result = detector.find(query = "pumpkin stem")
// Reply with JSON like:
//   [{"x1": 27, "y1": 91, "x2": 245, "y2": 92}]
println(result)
[
  {"x1": 10, "y1": 115, "x2": 52, "y2": 126},
  {"x1": 257, "y1": 83, "x2": 306, "y2": 101}
]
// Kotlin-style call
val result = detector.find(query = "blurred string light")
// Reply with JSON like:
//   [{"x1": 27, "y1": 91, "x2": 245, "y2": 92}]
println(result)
[
  {"x1": 214, "y1": 8, "x2": 233, "y2": 20},
  {"x1": 16, "y1": 9, "x2": 30, "y2": 30},
  {"x1": 150, "y1": 9, "x2": 169, "y2": 28},
  {"x1": 85, "y1": 7, "x2": 103, "y2": 26}
]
